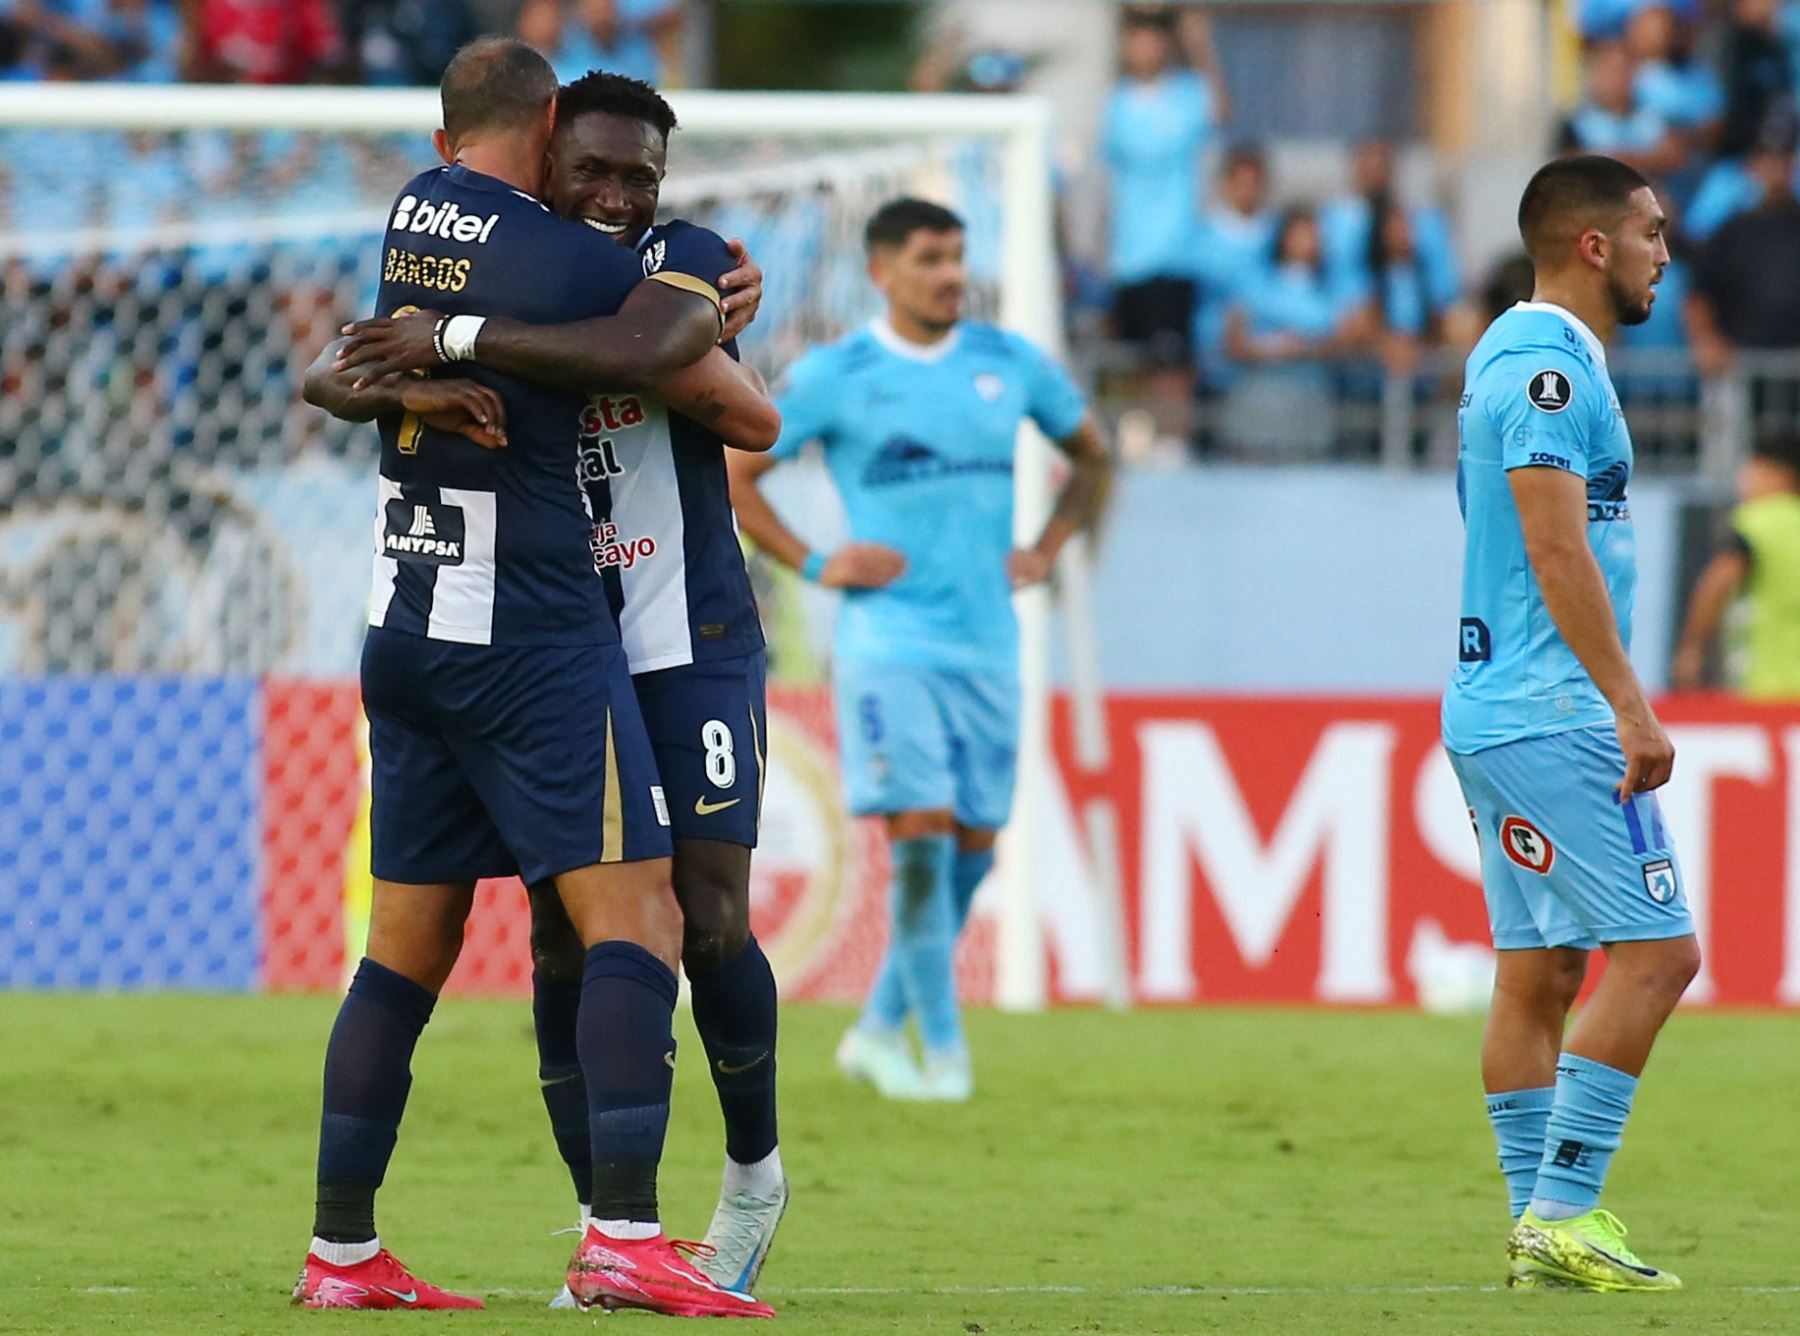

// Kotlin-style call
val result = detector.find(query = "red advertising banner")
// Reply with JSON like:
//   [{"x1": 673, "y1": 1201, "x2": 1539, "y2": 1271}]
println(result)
[
  {"x1": 261, "y1": 682, "x2": 1800, "y2": 1007},
  {"x1": 1047, "y1": 695, "x2": 1800, "y2": 1008}
]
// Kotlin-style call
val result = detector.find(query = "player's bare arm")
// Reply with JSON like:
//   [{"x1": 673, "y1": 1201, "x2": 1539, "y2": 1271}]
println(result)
[
  {"x1": 1009, "y1": 415, "x2": 1114, "y2": 589},
  {"x1": 726, "y1": 449, "x2": 906, "y2": 589},
  {"x1": 302, "y1": 338, "x2": 507, "y2": 448},
  {"x1": 1510, "y1": 464, "x2": 1673, "y2": 796},
  {"x1": 336, "y1": 280, "x2": 722, "y2": 392},
  {"x1": 1671, "y1": 546, "x2": 1751, "y2": 688},
  {"x1": 651, "y1": 350, "x2": 781, "y2": 451}
]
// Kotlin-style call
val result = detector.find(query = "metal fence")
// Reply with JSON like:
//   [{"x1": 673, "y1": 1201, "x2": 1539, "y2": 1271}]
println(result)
[{"x1": 1085, "y1": 345, "x2": 1800, "y2": 481}]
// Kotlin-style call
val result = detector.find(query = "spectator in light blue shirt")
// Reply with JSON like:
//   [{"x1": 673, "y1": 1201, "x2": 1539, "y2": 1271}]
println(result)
[
  {"x1": 1191, "y1": 142, "x2": 1275, "y2": 391},
  {"x1": 1320, "y1": 139, "x2": 1460, "y2": 320},
  {"x1": 1101, "y1": 5, "x2": 1228, "y2": 445},
  {"x1": 516, "y1": 0, "x2": 682, "y2": 88},
  {"x1": 1558, "y1": 40, "x2": 1689, "y2": 181},
  {"x1": 1222, "y1": 206, "x2": 1367, "y2": 455},
  {"x1": 1627, "y1": 4, "x2": 1724, "y2": 131}
]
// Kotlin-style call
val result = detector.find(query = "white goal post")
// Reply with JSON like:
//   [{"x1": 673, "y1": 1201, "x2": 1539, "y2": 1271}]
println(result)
[{"x1": 0, "y1": 82, "x2": 1120, "y2": 1012}]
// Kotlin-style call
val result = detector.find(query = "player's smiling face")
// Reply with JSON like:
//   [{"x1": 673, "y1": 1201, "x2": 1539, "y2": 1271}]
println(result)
[
  {"x1": 1606, "y1": 185, "x2": 1669, "y2": 327},
  {"x1": 547, "y1": 110, "x2": 665, "y2": 247}
]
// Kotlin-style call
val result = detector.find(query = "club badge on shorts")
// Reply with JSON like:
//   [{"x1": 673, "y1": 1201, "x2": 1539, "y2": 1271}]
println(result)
[{"x1": 1642, "y1": 857, "x2": 1677, "y2": 905}]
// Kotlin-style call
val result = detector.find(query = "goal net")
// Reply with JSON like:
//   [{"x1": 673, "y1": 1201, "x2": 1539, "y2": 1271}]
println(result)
[{"x1": 0, "y1": 84, "x2": 1101, "y2": 1008}]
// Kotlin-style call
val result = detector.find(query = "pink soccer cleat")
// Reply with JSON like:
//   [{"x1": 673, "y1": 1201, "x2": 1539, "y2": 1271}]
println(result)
[
  {"x1": 565, "y1": 1224, "x2": 775, "y2": 1318},
  {"x1": 292, "y1": 1247, "x2": 484, "y2": 1310}
]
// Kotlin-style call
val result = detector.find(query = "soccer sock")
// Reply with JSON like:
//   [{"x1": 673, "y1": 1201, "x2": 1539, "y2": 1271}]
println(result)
[
  {"x1": 859, "y1": 845, "x2": 995, "y2": 1035},
  {"x1": 688, "y1": 935, "x2": 780, "y2": 1169},
  {"x1": 531, "y1": 969, "x2": 592, "y2": 1207},
  {"x1": 1530, "y1": 1054, "x2": 1639, "y2": 1220},
  {"x1": 578, "y1": 941, "x2": 679, "y2": 1228},
  {"x1": 1485, "y1": 1087, "x2": 1555, "y2": 1220},
  {"x1": 950, "y1": 846, "x2": 996, "y2": 931},
  {"x1": 313, "y1": 958, "x2": 436, "y2": 1244},
  {"x1": 886, "y1": 833, "x2": 962, "y2": 1056}
]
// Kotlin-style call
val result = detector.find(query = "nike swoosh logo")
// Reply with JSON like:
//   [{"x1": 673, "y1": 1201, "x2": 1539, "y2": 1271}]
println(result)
[
  {"x1": 716, "y1": 1052, "x2": 769, "y2": 1076},
  {"x1": 539, "y1": 1073, "x2": 579, "y2": 1089},
  {"x1": 380, "y1": 1288, "x2": 419, "y2": 1305},
  {"x1": 694, "y1": 796, "x2": 741, "y2": 816},
  {"x1": 664, "y1": 1050, "x2": 677, "y2": 1070},
  {"x1": 1585, "y1": 1243, "x2": 1659, "y2": 1277}
]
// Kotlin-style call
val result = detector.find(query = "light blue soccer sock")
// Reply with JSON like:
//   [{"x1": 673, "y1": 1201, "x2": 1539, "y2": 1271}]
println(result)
[
  {"x1": 860, "y1": 843, "x2": 994, "y2": 1036},
  {"x1": 1485, "y1": 1087, "x2": 1554, "y2": 1220},
  {"x1": 879, "y1": 833, "x2": 962, "y2": 1054},
  {"x1": 1530, "y1": 1055, "x2": 1638, "y2": 1220},
  {"x1": 950, "y1": 846, "x2": 996, "y2": 931}
]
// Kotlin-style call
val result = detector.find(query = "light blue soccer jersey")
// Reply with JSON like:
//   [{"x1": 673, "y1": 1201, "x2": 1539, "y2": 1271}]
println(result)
[
  {"x1": 772, "y1": 319, "x2": 1088, "y2": 674},
  {"x1": 1442, "y1": 302, "x2": 1637, "y2": 754}
]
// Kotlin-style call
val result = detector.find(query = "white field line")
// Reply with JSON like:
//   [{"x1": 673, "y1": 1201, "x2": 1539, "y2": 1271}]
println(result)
[{"x1": 59, "y1": 1282, "x2": 1800, "y2": 1299}]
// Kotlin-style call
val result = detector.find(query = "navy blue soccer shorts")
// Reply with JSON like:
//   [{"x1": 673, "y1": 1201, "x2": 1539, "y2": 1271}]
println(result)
[
  {"x1": 361, "y1": 626, "x2": 671, "y2": 885},
  {"x1": 631, "y1": 649, "x2": 767, "y2": 848}
]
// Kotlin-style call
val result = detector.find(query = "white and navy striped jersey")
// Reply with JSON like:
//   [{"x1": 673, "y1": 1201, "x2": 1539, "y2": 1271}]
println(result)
[
  {"x1": 576, "y1": 222, "x2": 764, "y2": 674},
  {"x1": 367, "y1": 164, "x2": 659, "y2": 647}
]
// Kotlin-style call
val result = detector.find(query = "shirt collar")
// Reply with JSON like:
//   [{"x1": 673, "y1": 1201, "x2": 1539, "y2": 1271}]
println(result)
[
  {"x1": 1512, "y1": 300, "x2": 1608, "y2": 366},
  {"x1": 869, "y1": 317, "x2": 962, "y2": 364}
]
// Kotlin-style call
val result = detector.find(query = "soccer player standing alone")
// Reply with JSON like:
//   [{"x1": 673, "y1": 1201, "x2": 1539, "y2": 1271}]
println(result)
[
  {"x1": 728, "y1": 199, "x2": 1111, "y2": 1101},
  {"x1": 1445, "y1": 154, "x2": 1700, "y2": 1291}
]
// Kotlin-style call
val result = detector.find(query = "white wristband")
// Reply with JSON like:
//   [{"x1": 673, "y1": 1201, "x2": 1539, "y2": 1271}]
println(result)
[{"x1": 442, "y1": 315, "x2": 486, "y2": 362}]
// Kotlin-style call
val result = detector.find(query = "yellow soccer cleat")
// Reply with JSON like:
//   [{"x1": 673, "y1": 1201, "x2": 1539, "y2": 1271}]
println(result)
[{"x1": 1507, "y1": 1208, "x2": 1682, "y2": 1292}]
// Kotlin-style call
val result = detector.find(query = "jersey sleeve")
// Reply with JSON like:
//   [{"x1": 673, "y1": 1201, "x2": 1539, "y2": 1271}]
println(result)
[
  {"x1": 1014, "y1": 335, "x2": 1088, "y2": 442},
  {"x1": 770, "y1": 348, "x2": 837, "y2": 460},
  {"x1": 641, "y1": 222, "x2": 735, "y2": 323},
  {"x1": 1486, "y1": 348, "x2": 1602, "y2": 476}
]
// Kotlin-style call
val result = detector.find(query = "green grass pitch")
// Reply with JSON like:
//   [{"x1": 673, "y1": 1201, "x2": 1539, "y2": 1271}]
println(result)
[{"x1": 4, "y1": 995, "x2": 1799, "y2": 1334}]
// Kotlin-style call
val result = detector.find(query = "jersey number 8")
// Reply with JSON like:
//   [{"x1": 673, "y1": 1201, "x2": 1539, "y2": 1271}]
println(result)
[{"x1": 702, "y1": 719, "x2": 735, "y2": 789}]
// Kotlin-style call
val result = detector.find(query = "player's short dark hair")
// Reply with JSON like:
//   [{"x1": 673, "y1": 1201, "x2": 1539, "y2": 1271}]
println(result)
[
  {"x1": 556, "y1": 69, "x2": 679, "y2": 141},
  {"x1": 865, "y1": 198, "x2": 964, "y2": 253},
  {"x1": 440, "y1": 38, "x2": 559, "y2": 146},
  {"x1": 1752, "y1": 431, "x2": 1800, "y2": 474},
  {"x1": 1516, "y1": 154, "x2": 1651, "y2": 260},
  {"x1": 1221, "y1": 141, "x2": 1266, "y2": 176}
]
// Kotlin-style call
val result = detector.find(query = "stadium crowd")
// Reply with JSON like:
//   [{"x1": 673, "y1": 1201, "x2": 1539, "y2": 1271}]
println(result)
[
  {"x1": 1091, "y1": 0, "x2": 1800, "y2": 456},
  {"x1": 9, "y1": 0, "x2": 1800, "y2": 462}
]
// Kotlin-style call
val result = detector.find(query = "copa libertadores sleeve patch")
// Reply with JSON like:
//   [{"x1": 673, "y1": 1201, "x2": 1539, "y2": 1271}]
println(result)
[{"x1": 1526, "y1": 367, "x2": 1573, "y2": 413}]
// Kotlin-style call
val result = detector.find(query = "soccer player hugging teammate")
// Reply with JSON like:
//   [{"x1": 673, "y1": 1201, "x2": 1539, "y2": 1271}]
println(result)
[
  {"x1": 1445, "y1": 155, "x2": 1700, "y2": 1292},
  {"x1": 727, "y1": 199, "x2": 1112, "y2": 1102},
  {"x1": 297, "y1": 39, "x2": 775, "y2": 1318}
]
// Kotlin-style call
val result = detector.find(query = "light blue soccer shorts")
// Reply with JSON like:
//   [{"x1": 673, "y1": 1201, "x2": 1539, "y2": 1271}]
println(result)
[
  {"x1": 833, "y1": 658, "x2": 1020, "y2": 830},
  {"x1": 1448, "y1": 723, "x2": 1694, "y2": 951}
]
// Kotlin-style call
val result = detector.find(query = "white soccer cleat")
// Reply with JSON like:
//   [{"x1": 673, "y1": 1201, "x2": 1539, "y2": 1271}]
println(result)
[
  {"x1": 911, "y1": 1048, "x2": 973, "y2": 1103},
  {"x1": 691, "y1": 1177, "x2": 789, "y2": 1294},
  {"x1": 547, "y1": 1283, "x2": 579, "y2": 1309},
  {"x1": 835, "y1": 1026, "x2": 924, "y2": 1099}
]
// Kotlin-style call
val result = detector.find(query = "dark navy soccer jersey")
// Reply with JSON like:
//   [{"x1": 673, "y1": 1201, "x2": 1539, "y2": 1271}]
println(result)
[
  {"x1": 367, "y1": 164, "x2": 647, "y2": 648},
  {"x1": 575, "y1": 219, "x2": 764, "y2": 673}
]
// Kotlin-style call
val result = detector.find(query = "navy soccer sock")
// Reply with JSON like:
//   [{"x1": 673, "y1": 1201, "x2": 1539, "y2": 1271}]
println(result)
[
  {"x1": 313, "y1": 958, "x2": 437, "y2": 1243},
  {"x1": 689, "y1": 935, "x2": 780, "y2": 1168},
  {"x1": 579, "y1": 941, "x2": 680, "y2": 1226},
  {"x1": 532, "y1": 970, "x2": 592, "y2": 1208}
]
